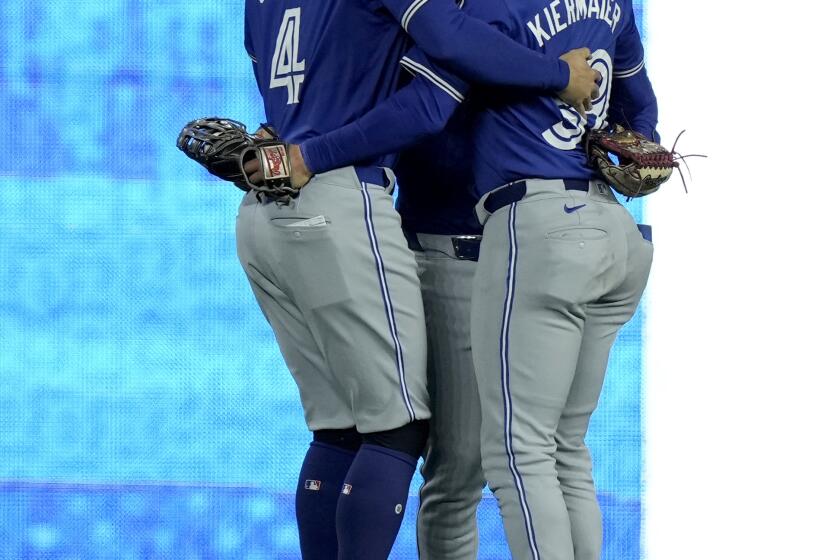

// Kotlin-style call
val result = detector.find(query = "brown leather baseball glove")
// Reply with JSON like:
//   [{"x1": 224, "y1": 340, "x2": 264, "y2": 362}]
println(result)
[{"x1": 585, "y1": 125, "x2": 677, "y2": 198}]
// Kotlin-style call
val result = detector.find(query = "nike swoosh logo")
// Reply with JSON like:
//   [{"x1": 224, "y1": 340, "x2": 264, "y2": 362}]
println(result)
[{"x1": 564, "y1": 203, "x2": 586, "y2": 214}]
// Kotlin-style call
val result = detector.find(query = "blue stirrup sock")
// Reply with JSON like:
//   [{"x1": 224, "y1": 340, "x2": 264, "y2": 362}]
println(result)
[
  {"x1": 295, "y1": 441, "x2": 358, "y2": 559},
  {"x1": 335, "y1": 444, "x2": 419, "y2": 559}
]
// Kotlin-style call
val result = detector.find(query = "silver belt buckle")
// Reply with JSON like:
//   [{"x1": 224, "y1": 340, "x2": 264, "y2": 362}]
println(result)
[{"x1": 451, "y1": 235, "x2": 482, "y2": 261}]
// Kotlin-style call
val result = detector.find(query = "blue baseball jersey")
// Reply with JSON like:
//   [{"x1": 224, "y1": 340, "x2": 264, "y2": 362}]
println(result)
[
  {"x1": 245, "y1": 0, "x2": 576, "y2": 163},
  {"x1": 395, "y1": 100, "x2": 482, "y2": 235},
  {"x1": 245, "y1": 0, "x2": 413, "y2": 165},
  {"x1": 390, "y1": 49, "x2": 480, "y2": 235},
  {"x1": 463, "y1": 0, "x2": 647, "y2": 193}
]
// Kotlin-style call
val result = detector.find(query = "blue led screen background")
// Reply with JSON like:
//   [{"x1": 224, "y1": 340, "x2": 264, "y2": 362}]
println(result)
[{"x1": 0, "y1": 2, "x2": 647, "y2": 558}]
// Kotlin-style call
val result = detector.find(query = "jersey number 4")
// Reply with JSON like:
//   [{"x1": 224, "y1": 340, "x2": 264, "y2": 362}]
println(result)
[{"x1": 270, "y1": 8, "x2": 306, "y2": 105}]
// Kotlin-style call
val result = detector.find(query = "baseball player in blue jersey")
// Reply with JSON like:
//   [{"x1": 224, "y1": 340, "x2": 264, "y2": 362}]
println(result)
[
  {"x1": 463, "y1": 2, "x2": 655, "y2": 559},
  {"x1": 236, "y1": 1, "x2": 603, "y2": 558},
  {"x1": 394, "y1": 81, "x2": 485, "y2": 559},
  {"x1": 275, "y1": 43, "x2": 603, "y2": 559},
  {"x1": 281, "y1": 2, "x2": 658, "y2": 558}
]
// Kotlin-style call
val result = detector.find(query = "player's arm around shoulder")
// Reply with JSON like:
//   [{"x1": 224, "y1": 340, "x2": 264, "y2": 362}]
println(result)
[
  {"x1": 295, "y1": 49, "x2": 467, "y2": 179},
  {"x1": 378, "y1": 0, "x2": 576, "y2": 91},
  {"x1": 460, "y1": 0, "x2": 600, "y2": 115},
  {"x1": 244, "y1": 48, "x2": 467, "y2": 189}
]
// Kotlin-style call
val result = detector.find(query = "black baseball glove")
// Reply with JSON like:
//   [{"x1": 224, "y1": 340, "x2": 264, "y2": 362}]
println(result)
[{"x1": 177, "y1": 117, "x2": 296, "y2": 199}]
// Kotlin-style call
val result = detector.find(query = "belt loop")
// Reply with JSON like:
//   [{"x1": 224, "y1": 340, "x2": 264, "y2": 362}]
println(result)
[
  {"x1": 483, "y1": 181, "x2": 527, "y2": 215},
  {"x1": 382, "y1": 167, "x2": 396, "y2": 195},
  {"x1": 354, "y1": 165, "x2": 392, "y2": 191},
  {"x1": 475, "y1": 181, "x2": 527, "y2": 225}
]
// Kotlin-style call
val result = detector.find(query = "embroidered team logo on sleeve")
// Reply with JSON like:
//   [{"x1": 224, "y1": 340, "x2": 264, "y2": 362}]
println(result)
[{"x1": 270, "y1": 8, "x2": 306, "y2": 104}]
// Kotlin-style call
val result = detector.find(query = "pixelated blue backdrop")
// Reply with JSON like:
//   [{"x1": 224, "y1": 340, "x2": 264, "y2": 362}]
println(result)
[{"x1": 0, "y1": 1, "x2": 647, "y2": 558}]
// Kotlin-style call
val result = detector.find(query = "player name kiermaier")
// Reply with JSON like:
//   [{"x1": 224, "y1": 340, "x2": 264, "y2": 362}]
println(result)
[{"x1": 527, "y1": 0, "x2": 622, "y2": 47}]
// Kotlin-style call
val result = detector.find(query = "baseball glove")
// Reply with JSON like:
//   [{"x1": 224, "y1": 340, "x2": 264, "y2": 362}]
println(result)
[
  {"x1": 177, "y1": 117, "x2": 295, "y2": 199},
  {"x1": 585, "y1": 125, "x2": 677, "y2": 198}
]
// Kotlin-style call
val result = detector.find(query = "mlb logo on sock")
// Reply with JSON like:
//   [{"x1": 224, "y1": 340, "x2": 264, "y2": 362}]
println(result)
[
  {"x1": 342, "y1": 484, "x2": 352, "y2": 495},
  {"x1": 304, "y1": 480, "x2": 321, "y2": 491}
]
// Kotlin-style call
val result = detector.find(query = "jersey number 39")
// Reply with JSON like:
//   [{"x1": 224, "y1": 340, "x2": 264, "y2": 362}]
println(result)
[
  {"x1": 542, "y1": 49, "x2": 612, "y2": 150},
  {"x1": 270, "y1": 8, "x2": 306, "y2": 105}
]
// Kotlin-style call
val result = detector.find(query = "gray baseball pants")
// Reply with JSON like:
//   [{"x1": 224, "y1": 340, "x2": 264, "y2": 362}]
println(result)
[
  {"x1": 235, "y1": 166, "x2": 430, "y2": 434},
  {"x1": 471, "y1": 179, "x2": 653, "y2": 560},
  {"x1": 410, "y1": 232, "x2": 485, "y2": 560}
]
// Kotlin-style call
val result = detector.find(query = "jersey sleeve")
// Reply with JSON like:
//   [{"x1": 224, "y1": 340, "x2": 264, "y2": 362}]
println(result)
[
  {"x1": 613, "y1": 3, "x2": 646, "y2": 78},
  {"x1": 608, "y1": 4, "x2": 658, "y2": 141},
  {"x1": 378, "y1": 0, "x2": 570, "y2": 91},
  {"x1": 398, "y1": 48, "x2": 469, "y2": 105},
  {"x1": 244, "y1": 9, "x2": 263, "y2": 96},
  {"x1": 299, "y1": 49, "x2": 467, "y2": 174},
  {"x1": 608, "y1": 65, "x2": 659, "y2": 142}
]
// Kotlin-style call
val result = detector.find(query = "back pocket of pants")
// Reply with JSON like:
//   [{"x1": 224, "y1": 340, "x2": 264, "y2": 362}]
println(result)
[
  {"x1": 280, "y1": 225, "x2": 351, "y2": 309},
  {"x1": 545, "y1": 227, "x2": 609, "y2": 242}
]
